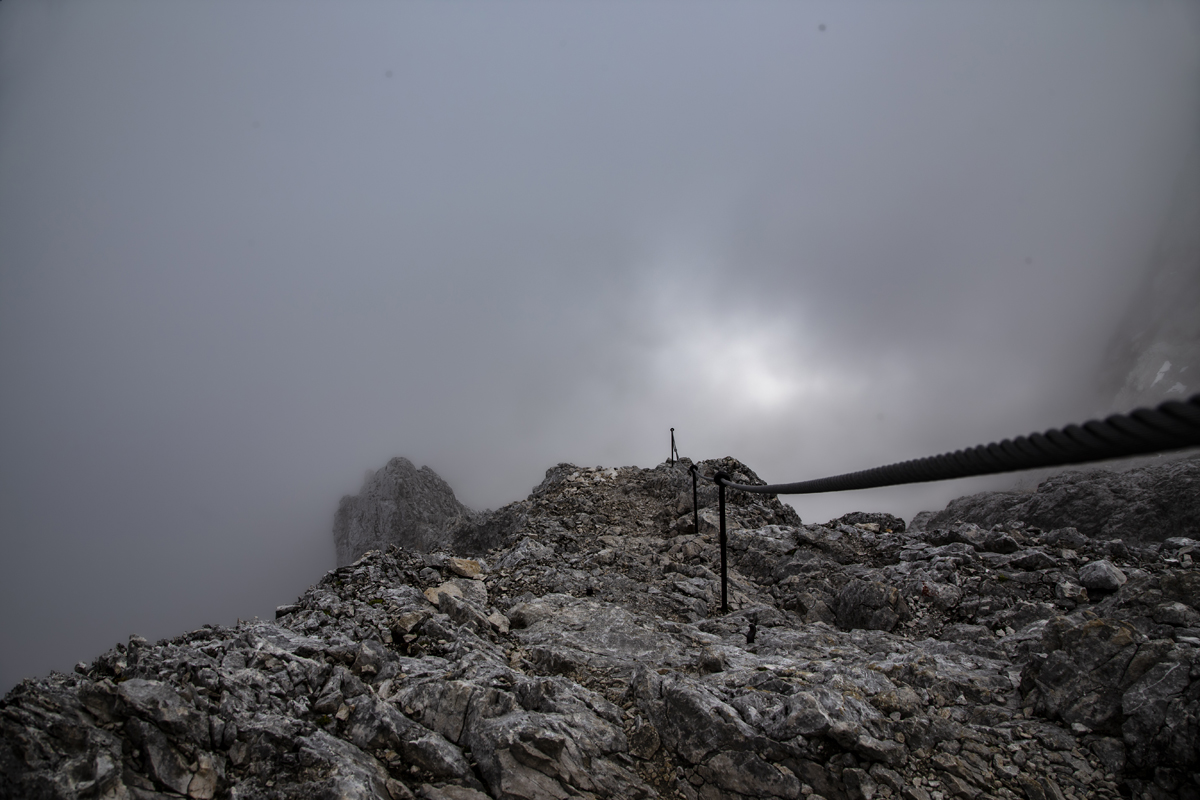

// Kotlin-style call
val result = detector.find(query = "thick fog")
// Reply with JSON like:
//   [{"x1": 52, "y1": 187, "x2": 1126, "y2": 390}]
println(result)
[{"x1": 2, "y1": 1, "x2": 1198, "y2": 692}]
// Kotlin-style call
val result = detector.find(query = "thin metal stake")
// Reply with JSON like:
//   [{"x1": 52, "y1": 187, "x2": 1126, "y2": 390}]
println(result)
[
  {"x1": 716, "y1": 471, "x2": 728, "y2": 613},
  {"x1": 670, "y1": 428, "x2": 679, "y2": 465}
]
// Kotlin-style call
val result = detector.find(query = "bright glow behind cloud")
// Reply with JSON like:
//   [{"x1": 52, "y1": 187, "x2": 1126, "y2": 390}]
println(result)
[
  {"x1": 658, "y1": 316, "x2": 836, "y2": 413},
  {"x1": 636, "y1": 254, "x2": 870, "y2": 423}
]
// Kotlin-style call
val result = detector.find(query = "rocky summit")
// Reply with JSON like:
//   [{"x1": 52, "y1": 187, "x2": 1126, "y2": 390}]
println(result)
[{"x1": 4, "y1": 456, "x2": 1200, "y2": 800}]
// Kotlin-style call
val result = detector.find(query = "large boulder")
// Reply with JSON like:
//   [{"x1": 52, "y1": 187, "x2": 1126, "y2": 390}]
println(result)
[
  {"x1": 1019, "y1": 615, "x2": 1143, "y2": 733},
  {"x1": 1079, "y1": 559, "x2": 1128, "y2": 592},
  {"x1": 835, "y1": 580, "x2": 911, "y2": 631}
]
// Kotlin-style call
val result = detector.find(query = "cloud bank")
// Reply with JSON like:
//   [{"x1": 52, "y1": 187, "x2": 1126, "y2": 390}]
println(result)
[{"x1": 2, "y1": 0, "x2": 1198, "y2": 691}]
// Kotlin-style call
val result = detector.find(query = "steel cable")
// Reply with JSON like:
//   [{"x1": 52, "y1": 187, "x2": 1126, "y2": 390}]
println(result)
[{"x1": 691, "y1": 394, "x2": 1200, "y2": 495}]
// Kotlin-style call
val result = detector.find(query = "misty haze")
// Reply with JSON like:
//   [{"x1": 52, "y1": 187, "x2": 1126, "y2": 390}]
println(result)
[{"x1": 2, "y1": 0, "x2": 1198, "y2": 702}]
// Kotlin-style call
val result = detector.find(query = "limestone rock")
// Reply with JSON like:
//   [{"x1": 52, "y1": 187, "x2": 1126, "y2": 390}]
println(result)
[
  {"x1": 983, "y1": 530, "x2": 1020, "y2": 554},
  {"x1": 835, "y1": 580, "x2": 911, "y2": 631},
  {"x1": 4, "y1": 455, "x2": 1196, "y2": 800},
  {"x1": 1078, "y1": 559, "x2": 1128, "y2": 591},
  {"x1": 446, "y1": 558, "x2": 482, "y2": 579},
  {"x1": 1121, "y1": 649, "x2": 1198, "y2": 776},
  {"x1": 1020, "y1": 615, "x2": 1141, "y2": 732},
  {"x1": 921, "y1": 454, "x2": 1200, "y2": 544},
  {"x1": 830, "y1": 511, "x2": 907, "y2": 533},
  {"x1": 1007, "y1": 549, "x2": 1060, "y2": 572}
]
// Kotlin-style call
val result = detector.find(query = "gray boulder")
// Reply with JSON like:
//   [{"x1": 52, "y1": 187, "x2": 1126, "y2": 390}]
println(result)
[
  {"x1": 1079, "y1": 559, "x2": 1128, "y2": 592},
  {"x1": 835, "y1": 579, "x2": 911, "y2": 631},
  {"x1": 631, "y1": 668, "x2": 760, "y2": 764},
  {"x1": 1121, "y1": 649, "x2": 1200, "y2": 776},
  {"x1": 1020, "y1": 615, "x2": 1142, "y2": 733},
  {"x1": 1007, "y1": 549, "x2": 1060, "y2": 572},
  {"x1": 983, "y1": 530, "x2": 1020, "y2": 554},
  {"x1": 829, "y1": 511, "x2": 906, "y2": 533}
]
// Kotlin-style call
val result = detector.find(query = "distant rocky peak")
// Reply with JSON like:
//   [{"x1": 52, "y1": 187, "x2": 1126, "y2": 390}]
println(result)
[
  {"x1": 1102, "y1": 139, "x2": 1200, "y2": 411},
  {"x1": 333, "y1": 457, "x2": 472, "y2": 565}
]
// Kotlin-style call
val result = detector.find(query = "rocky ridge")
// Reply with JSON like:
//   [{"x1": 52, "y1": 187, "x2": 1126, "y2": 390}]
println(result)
[
  {"x1": 919, "y1": 454, "x2": 1200, "y2": 544},
  {"x1": 334, "y1": 456, "x2": 556, "y2": 567},
  {"x1": 4, "y1": 457, "x2": 1200, "y2": 800}
]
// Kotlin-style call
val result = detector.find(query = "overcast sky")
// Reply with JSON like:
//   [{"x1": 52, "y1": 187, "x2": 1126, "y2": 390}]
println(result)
[{"x1": 2, "y1": 0, "x2": 1198, "y2": 692}]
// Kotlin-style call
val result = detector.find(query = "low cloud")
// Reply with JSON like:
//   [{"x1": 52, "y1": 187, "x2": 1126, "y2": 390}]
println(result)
[{"x1": 1, "y1": 0, "x2": 1197, "y2": 691}]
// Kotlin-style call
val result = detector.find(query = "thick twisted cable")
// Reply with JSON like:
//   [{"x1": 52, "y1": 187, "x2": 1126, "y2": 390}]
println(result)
[{"x1": 715, "y1": 394, "x2": 1200, "y2": 495}]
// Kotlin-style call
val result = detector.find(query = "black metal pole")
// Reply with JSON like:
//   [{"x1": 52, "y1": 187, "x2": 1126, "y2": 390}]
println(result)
[{"x1": 716, "y1": 471, "x2": 728, "y2": 613}]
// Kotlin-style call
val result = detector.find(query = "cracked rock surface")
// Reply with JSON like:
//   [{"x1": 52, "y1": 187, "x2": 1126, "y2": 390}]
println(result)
[{"x1": 3, "y1": 456, "x2": 1199, "y2": 800}]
